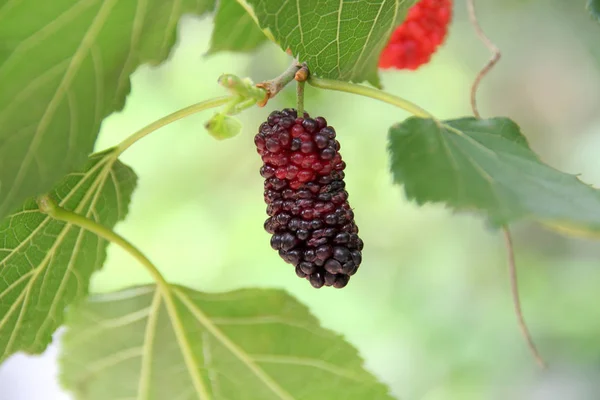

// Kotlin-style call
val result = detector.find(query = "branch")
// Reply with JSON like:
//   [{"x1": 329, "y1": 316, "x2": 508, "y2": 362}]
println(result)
[
  {"x1": 467, "y1": 0, "x2": 501, "y2": 118},
  {"x1": 502, "y1": 227, "x2": 547, "y2": 369},
  {"x1": 256, "y1": 60, "x2": 303, "y2": 106}
]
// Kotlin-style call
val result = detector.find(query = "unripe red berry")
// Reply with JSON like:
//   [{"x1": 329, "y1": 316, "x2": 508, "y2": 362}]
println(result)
[{"x1": 379, "y1": 0, "x2": 453, "y2": 70}]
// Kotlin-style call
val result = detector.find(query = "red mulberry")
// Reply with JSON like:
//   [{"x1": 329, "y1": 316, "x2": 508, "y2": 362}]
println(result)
[
  {"x1": 379, "y1": 0, "x2": 453, "y2": 70},
  {"x1": 255, "y1": 109, "x2": 363, "y2": 288}
]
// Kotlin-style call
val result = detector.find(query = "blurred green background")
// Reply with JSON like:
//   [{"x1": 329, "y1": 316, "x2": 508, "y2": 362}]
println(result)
[{"x1": 83, "y1": 1, "x2": 600, "y2": 399}]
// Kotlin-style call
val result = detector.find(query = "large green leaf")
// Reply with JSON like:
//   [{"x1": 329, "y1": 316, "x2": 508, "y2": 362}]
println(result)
[
  {"x1": 208, "y1": 0, "x2": 268, "y2": 54},
  {"x1": 388, "y1": 117, "x2": 600, "y2": 233},
  {"x1": 0, "y1": 148, "x2": 137, "y2": 362},
  {"x1": 61, "y1": 285, "x2": 394, "y2": 400},
  {"x1": 240, "y1": 0, "x2": 417, "y2": 86},
  {"x1": 0, "y1": 0, "x2": 214, "y2": 220}
]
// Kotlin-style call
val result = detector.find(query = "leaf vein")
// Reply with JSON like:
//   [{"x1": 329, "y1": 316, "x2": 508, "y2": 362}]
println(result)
[
  {"x1": 136, "y1": 290, "x2": 161, "y2": 400},
  {"x1": 2, "y1": 0, "x2": 119, "y2": 210},
  {"x1": 174, "y1": 288, "x2": 295, "y2": 400}
]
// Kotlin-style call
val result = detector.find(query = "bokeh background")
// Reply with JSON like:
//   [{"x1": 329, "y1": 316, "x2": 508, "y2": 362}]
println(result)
[{"x1": 2, "y1": 1, "x2": 600, "y2": 399}]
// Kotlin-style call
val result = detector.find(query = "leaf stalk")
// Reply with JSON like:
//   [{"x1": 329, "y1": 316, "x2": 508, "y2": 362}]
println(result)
[
  {"x1": 307, "y1": 77, "x2": 433, "y2": 118},
  {"x1": 115, "y1": 96, "x2": 233, "y2": 156},
  {"x1": 36, "y1": 194, "x2": 213, "y2": 398}
]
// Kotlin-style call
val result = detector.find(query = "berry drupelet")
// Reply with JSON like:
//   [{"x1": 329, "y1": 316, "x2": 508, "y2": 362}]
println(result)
[{"x1": 254, "y1": 108, "x2": 363, "y2": 289}]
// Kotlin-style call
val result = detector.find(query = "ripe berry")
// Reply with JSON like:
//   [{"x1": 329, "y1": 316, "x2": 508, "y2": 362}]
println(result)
[
  {"x1": 255, "y1": 108, "x2": 363, "y2": 288},
  {"x1": 379, "y1": 0, "x2": 453, "y2": 70}
]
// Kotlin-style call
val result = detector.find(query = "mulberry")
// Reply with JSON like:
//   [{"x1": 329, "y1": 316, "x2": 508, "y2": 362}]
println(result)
[
  {"x1": 379, "y1": 0, "x2": 453, "y2": 70},
  {"x1": 254, "y1": 109, "x2": 363, "y2": 288}
]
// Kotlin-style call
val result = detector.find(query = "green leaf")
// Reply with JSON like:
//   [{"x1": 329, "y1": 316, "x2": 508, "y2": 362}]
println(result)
[
  {"x1": 588, "y1": 0, "x2": 600, "y2": 21},
  {"x1": 0, "y1": 148, "x2": 137, "y2": 362},
  {"x1": 208, "y1": 0, "x2": 268, "y2": 54},
  {"x1": 388, "y1": 117, "x2": 600, "y2": 233},
  {"x1": 240, "y1": 0, "x2": 417, "y2": 86},
  {"x1": 61, "y1": 285, "x2": 394, "y2": 400},
  {"x1": 0, "y1": 0, "x2": 214, "y2": 220}
]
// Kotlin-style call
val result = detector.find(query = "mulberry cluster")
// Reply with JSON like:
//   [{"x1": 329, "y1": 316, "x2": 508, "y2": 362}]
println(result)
[
  {"x1": 254, "y1": 109, "x2": 363, "y2": 289},
  {"x1": 379, "y1": 0, "x2": 453, "y2": 70}
]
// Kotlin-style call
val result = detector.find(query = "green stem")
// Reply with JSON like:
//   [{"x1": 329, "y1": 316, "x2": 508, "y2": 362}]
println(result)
[
  {"x1": 115, "y1": 96, "x2": 232, "y2": 156},
  {"x1": 307, "y1": 77, "x2": 433, "y2": 118},
  {"x1": 229, "y1": 97, "x2": 259, "y2": 115},
  {"x1": 296, "y1": 80, "x2": 305, "y2": 114},
  {"x1": 36, "y1": 195, "x2": 169, "y2": 287},
  {"x1": 36, "y1": 194, "x2": 212, "y2": 399},
  {"x1": 218, "y1": 74, "x2": 266, "y2": 102}
]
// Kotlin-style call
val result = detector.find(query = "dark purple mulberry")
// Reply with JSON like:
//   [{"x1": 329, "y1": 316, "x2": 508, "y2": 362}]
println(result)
[{"x1": 254, "y1": 108, "x2": 363, "y2": 288}]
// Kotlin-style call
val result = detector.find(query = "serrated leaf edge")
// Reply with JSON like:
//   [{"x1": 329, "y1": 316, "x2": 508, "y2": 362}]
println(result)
[
  {"x1": 388, "y1": 117, "x2": 600, "y2": 233},
  {"x1": 64, "y1": 286, "x2": 392, "y2": 399}
]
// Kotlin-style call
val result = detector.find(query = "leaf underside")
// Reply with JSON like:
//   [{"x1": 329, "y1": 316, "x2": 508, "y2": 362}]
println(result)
[
  {"x1": 0, "y1": 148, "x2": 137, "y2": 362},
  {"x1": 61, "y1": 285, "x2": 394, "y2": 400},
  {"x1": 389, "y1": 117, "x2": 600, "y2": 232},
  {"x1": 0, "y1": 0, "x2": 214, "y2": 220},
  {"x1": 240, "y1": 0, "x2": 417, "y2": 86}
]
